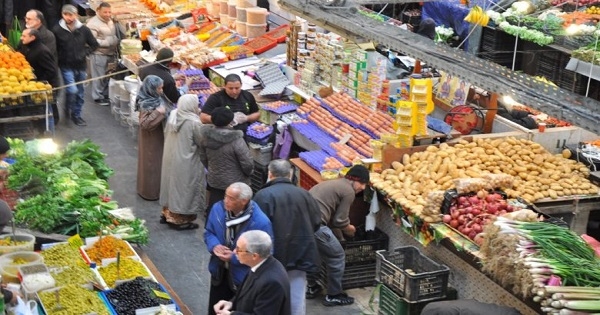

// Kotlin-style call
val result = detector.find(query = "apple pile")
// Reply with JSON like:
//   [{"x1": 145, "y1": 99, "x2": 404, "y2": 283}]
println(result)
[{"x1": 442, "y1": 191, "x2": 517, "y2": 245}]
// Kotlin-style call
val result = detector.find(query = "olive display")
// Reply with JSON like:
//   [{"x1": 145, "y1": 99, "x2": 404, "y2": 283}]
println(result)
[
  {"x1": 41, "y1": 243, "x2": 85, "y2": 267},
  {"x1": 98, "y1": 257, "x2": 150, "y2": 288},
  {"x1": 51, "y1": 265, "x2": 96, "y2": 287},
  {"x1": 105, "y1": 277, "x2": 173, "y2": 315},
  {"x1": 38, "y1": 284, "x2": 111, "y2": 315}
]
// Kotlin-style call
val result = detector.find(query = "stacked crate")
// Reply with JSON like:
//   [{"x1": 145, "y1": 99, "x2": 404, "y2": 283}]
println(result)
[{"x1": 478, "y1": 27, "x2": 522, "y2": 71}]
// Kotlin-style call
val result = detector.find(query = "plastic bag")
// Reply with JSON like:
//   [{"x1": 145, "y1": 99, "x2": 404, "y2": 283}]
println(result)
[
  {"x1": 8, "y1": 17, "x2": 21, "y2": 49},
  {"x1": 365, "y1": 188, "x2": 380, "y2": 231},
  {"x1": 453, "y1": 177, "x2": 491, "y2": 194},
  {"x1": 14, "y1": 297, "x2": 38, "y2": 315},
  {"x1": 482, "y1": 173, "x2": 514, "y2": 189}
]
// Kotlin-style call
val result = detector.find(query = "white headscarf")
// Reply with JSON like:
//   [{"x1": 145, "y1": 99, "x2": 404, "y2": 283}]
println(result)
[{"x1": 166, "y1": 94, "x2": 201, "y2": 132}]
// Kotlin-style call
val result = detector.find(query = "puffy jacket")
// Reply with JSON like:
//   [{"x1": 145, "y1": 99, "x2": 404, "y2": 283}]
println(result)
[
  {"x1": 253, "y1": 178, "x2": 321, "y2": 273},
  {"x1": 204, "y1": 200, "x2": 273, "y2": 286},
  {"x1": 86, "y1": 15, "x2": 119, "y2": 56},
  {"x1": 52, "y1": 19, "x2": 98, "y2": 70},
  {"x1": 199, "y1": 125, "x2": 253, "y2": 190}
]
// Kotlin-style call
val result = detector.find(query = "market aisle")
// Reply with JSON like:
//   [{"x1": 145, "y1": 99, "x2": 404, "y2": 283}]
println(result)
[{"x1": 52, "y1": 91, "x2": 373, "y2": 314}]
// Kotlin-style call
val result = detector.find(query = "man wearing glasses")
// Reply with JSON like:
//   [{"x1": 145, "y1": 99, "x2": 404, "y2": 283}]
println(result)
[
  {"x1": 204, "y1": 182, "x2": 274, "y2": 315},
  {"x1": 214, "y1": 230, "x2": 291, "y2": 315}
]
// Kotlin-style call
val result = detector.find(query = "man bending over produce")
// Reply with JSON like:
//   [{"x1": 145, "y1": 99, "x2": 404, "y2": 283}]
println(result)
[{"x1": 306, "y1": 165, "x2": 370, "y2": 306}]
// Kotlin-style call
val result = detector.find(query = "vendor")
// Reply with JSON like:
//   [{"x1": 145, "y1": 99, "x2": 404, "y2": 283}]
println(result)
[{"x1": 200, "y1": 74, "x2": 260, "y2": 134}]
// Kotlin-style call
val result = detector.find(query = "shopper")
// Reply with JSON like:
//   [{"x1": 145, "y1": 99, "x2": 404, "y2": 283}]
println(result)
[
  {"x1": 0, "y1": 0, "x2": 12, "y2": 37},
  {"x1": 159, "y1": 94, "x2": 205, "y2": 230},
  {"x1": 204, "y1": 182, "x2": 273, "y2": 315},
  {"x1": 139, "y1": 47, "x2": 181, "y2": 105},
  {"x1": 87, "y1": 2, "x2": 120, "y2": 106},
  {"x1": 136, "y1": 75, "x2": 170, "y2": 201},
  {"x1": 52, "y1": 4, "x2": 99, "y2": 126},
  {"x1": 200, "y1": 74, "x2": 260, "y2": 135},
  {"x1": 306, "y1": 164, "x2": 370, "y2": 306},
  {"x1": 19, "y1": 28, "x2": 59, "y2": 88},
  {"x1": 253, "y1": 159, "x2": 320, "y2": 315},
  {"x1": 38, "y1": 0, "x2": 73, "y2": 29},
  {"x1": 199, "y1": 107, "x2": 254, "y2": 216},
  {"x1": 416, "y1": 18, "x2": 436, "y2": 40},
  {"x1": 24, "y1": 10, "x2": 56, "y2": 59},
  {"x1": 213, "y1": 230, "x2": 291, "y2": 315}
]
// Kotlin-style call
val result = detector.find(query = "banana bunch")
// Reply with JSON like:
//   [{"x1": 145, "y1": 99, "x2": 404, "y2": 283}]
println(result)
[{"x1": 464, "y1": 6, "x2": 490, "y2": 26}]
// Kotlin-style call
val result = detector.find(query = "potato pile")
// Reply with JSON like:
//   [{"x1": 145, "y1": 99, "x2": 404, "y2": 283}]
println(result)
[{"x1": 370, "y1": 137, "x2": 599, "y2": 222}]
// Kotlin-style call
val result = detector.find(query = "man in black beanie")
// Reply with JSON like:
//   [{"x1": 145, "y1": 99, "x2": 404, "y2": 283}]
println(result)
[
  {"x1": 305, "y1": 164, "x2": 370, "y2": 306},
  {"x1": 139, "y1": 47, "x2": 181, "y2": 104}
]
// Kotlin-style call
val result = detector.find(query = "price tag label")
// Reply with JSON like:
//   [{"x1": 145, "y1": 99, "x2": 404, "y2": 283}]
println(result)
[
  {"x1": 68, "y1": 234, "x2": 84, "y2": 248},
  {"x1": 338, "y1": 133, "x2": 352, "y2": 145},
  {"x1": 152, "y1": 289, "x2": 171, "y2": 300}
]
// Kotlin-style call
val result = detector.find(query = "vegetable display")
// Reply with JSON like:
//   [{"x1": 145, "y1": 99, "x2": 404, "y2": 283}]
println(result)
[
  {"x1": 105, "y1": 277, "x2": 174, "y2": 315},
  {"x1": 85, "y1": 236, "x2": 137, "y2": 264},
  {"x1": 38, "y1": 285, "x2": 111, "y2": 315},
  {"x1": 98, "y1": 258, "x2": 151, "y2": 288},
  {"x1": 6, "y1": 138, "x2": 148, "y2": 244},
  {"x1": 370, "y1": 138, "x2": 599, "y2": 224}
]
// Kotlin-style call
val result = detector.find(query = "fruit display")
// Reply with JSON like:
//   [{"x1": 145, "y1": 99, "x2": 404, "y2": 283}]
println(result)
[
  {"x1": 370, "y1": 137, "x2": 599, "y2": 222},
  {"x1": 0, "y1": 47, "x2": 53, "y2": 106},
  {"x1": 84, "y1": 236, "x2": 137, "y2": 264},
  {"x1": 38, "y1": 285, "x2": 112, "y2": 315},
  {"x1": 464, "y1": 5, "x2": 490, "y2": 26}
]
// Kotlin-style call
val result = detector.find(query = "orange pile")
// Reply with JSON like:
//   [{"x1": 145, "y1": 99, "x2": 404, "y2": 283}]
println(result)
[{"x1": 0, "y1": 51, "x2": 31, "y2": 71}]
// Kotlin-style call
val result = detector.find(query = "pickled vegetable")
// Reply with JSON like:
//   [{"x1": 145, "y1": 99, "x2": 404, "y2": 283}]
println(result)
[
  {"x1": 12, "y1": 257, "x2": 29, "y2": 265},
  {"x1": 105, "y1": 277, "x2": 173, "y2": 315},
  {"x1": 51, "y1": 265, "x2": 96, "y2": 287},
  {"x1": 0, "y1": 238, "x2": 28, "y2": 246},
  {"x1": 38, "y1": 285, "x2": 111, "y2": 315},
  {"x1": 85, "y1": 236, "x2": 135, "y2": 264},
  {"x1": 98, "y1": 258, "x2": 150, "y2": 288},
  {"x1": 41, "y1": 243, "x2": 86, "y2": 268}
]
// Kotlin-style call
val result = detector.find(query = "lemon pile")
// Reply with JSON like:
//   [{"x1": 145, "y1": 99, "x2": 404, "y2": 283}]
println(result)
[{"x1": 586, "y1": 6, "x2": 600, "y2": 14}]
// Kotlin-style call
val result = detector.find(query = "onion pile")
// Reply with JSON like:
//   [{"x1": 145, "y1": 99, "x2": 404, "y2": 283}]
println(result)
[{"x1": 442, "y1": 191, "x2": 517, "y2": 245}]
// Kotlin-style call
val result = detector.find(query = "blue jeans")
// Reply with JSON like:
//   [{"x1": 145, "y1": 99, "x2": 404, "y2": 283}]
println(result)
[
  {"x1": 61, "y1": 68, "x2": 86, "y2": 118},
  {"x1": 288, "y1": 270, "x2": 306, "y2": 315},
  {"x1": 313, "y1": 226, "x2": 345, "y2": 296}
]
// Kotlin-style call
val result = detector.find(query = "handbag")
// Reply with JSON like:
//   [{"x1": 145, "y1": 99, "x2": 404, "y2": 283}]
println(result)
[{"x1": 8, "y1": 17, "x2": 21, "y2": 49}]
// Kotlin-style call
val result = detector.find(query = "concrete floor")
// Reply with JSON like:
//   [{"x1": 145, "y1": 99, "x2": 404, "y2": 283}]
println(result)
[{"x1": 51, "y1": 89, "x2": 377, "y2": 315}]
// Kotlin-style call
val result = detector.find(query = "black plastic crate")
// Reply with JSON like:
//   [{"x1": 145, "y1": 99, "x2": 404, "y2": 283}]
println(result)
[
  {"x1": 378, "y1": 284, "x2": 458, "y2": 315},
  {"x1": 250, "y1": 162, "x2": 268, "y2": 192},
  {"x1": 376, "y1": 246, "x2": 449, "y2": 303},
  {"x1": 342, "y1": 227, "x2": 389, "y2": 266},
  {"x1": 318, "y1": 261, "x2": 377, "y2": 290},
  {"x1": 17, "y1": 105, "x2": 47, "y2": 116},
  {"x1": 1, "y1": 121, "x2": 35, "y2": 139},
  {"x1": 0, "y1": 108, "x2": 17, "y2": 117}
]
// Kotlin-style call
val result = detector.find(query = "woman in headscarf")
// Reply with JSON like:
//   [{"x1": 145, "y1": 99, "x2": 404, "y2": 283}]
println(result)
[
  {"x1": 136, "y1": 75, "x2": 171, "y2": 200},
  {"x1": 159, "y1": 94, "x2": 205, "y2": 230}
]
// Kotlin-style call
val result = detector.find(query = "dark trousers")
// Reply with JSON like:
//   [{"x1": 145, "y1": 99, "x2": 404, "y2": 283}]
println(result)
[
  {"x1": 206, "y1": 186, "x2": 226, "y2": 217},
  {"x1": 208, "y1": 271, "x2": 235, "y2": 315}
]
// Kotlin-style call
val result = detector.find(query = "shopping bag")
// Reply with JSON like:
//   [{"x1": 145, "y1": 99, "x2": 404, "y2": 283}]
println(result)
[{"x1": 8, "y1": 17, "x2": 22, "y2": 49}]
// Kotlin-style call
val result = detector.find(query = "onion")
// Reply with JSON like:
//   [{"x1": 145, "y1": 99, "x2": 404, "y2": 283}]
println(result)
[
  {"x1": 450, "y1": 211, "x2": 460, "y2": 219},
  {"x1": 458, "y1": 196, "x2": 467, "y2": 205},
  {"x1": 472, "y1": 223, "x2": 482, "y2": 233},
  {"x1": 450, "y1": 219, "x2": 459, "y2": 228},
  {"x1": 468, "y1": 231, "x2": 478, "y2": 240},
  {"x1": 471, "y1": 208, "x2": 481, "y2": 216},
  {"x1": 468, "y1": 196, "x2": 480, "y2": 205},
  {"x1": 443, "y1": 214, "x2": 452, "y2": 223}
]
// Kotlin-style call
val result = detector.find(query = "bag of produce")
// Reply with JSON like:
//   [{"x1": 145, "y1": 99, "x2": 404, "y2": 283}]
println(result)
[{"x1": 8, "y1": 17, "x2": 21, "y2": 49}]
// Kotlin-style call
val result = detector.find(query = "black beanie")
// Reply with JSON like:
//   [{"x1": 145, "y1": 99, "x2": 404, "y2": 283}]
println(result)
[
  {"x1": 345, "y1": 165, "x2": 370, "y2": 184},
  {"x1": 156, "y1": 48, "x2": 174, "y2": 65},
  {"x1": 0, "y1": 137, "x2": 9, "y2": 155},
  {"x1": 211, "y1": 107, "x2": 234, "y2": 127}
]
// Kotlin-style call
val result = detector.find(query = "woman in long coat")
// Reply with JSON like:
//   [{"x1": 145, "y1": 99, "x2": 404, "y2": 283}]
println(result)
[
  {"x1": 159, "y1": 94, "x2": 205, "y2": 230},
  {"x1": 136, "y1": 75, "x2": 170, "y2": 200}
]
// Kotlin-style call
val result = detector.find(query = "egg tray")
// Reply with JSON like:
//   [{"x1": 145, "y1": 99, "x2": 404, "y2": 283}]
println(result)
[
  {"x1": 261, "y1": 102, "x2": 298, "y2": 114},
  {"x1": 189, "y1": 78, "x2": 211, "y2": 90},
  {"x1": 290, "y1": 121, "x2": 337, "y2": 156},
  {"x1": 255, "y1": 62, "x2": 289, "y2": 87},
  {"x1": 246, "y1": 122, "x2": 273, "y2": 140},
  {"x1": 259, "y1": 81, "x2": 289, "y2": 96},
  {"x1": 299, "y1": 150, "x2": 346, "y2": 172}
]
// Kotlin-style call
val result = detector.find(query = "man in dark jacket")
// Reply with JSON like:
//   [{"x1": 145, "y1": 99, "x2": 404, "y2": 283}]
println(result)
[
  {"x1": 19, "y1": 28, "x2": 59, "y2": 87},
  {"x1": 214, "y1": 230, "x2": 291, "y2": 315},
  {"x1": 139, "y1": 47, "x2": 181, "y2": 105},
  {"x1": 52, "y1": 4, "x2": 98, "y2": 126},
  {"x1": 25, "y1": 9, "x2": 56, "y2": 59},
  {"x1": 253, "y1": 159, "x2": 320, "y2": 315}
]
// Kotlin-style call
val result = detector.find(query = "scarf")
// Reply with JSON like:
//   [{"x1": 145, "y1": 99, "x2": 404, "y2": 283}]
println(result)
[
  {"x1": 166, "y1": 94, "x2": 201, "y2": 133},
  {"x1": 225, "y1": 202, "x2": 253, "y2": 249},
  {"x1": 136, "y1": 75, "x2": 164, "y2": 111}
]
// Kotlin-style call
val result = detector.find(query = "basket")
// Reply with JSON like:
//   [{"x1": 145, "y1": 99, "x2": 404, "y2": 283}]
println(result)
[
  {"x1": 376, "y1": 246, "x2": 449, "y2": 303},
  {"x1": 343, "y1": 227, "x2": 389, "y2": 266},
  {"x1": 378, "y1": 284, "x2": 458, "y2": 315},
  {"x1": 319, "y1": 262, "x2": 377, "y2": 290}
]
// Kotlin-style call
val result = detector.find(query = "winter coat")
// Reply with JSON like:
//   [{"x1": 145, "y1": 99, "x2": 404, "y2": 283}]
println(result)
[
  {"x1": 139, "y1": 63, "x2": 180, "y2": 105},
  {"x1": 52, "y1": 19, "x2": 98, "y2": 70},
  {"x1": 253, "y1": 178, "x2": 321, "y2": 273},
  {"x1": 198, "y1": 125, "x2": 253, "y2": 190},
  {"x1": 159, "y1": 119, "x2": 206, "y2": 215},
  {"x1": 19, "y1": 39, "x2": 59, "y2": 87},
  {"x1": 204, "y1": 200, "x2": 273, "y2": 287},
  {"x1": 37, "y1": 25, "x2": 57, "y2": 61},
  {"x1": 86, "y1": 15, "x2": 119, "y2": 56}
]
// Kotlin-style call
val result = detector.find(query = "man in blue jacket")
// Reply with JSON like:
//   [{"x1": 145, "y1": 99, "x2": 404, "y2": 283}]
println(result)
[{"x1": 204, "y1": 182, "x2": 274, "y2": 315}]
